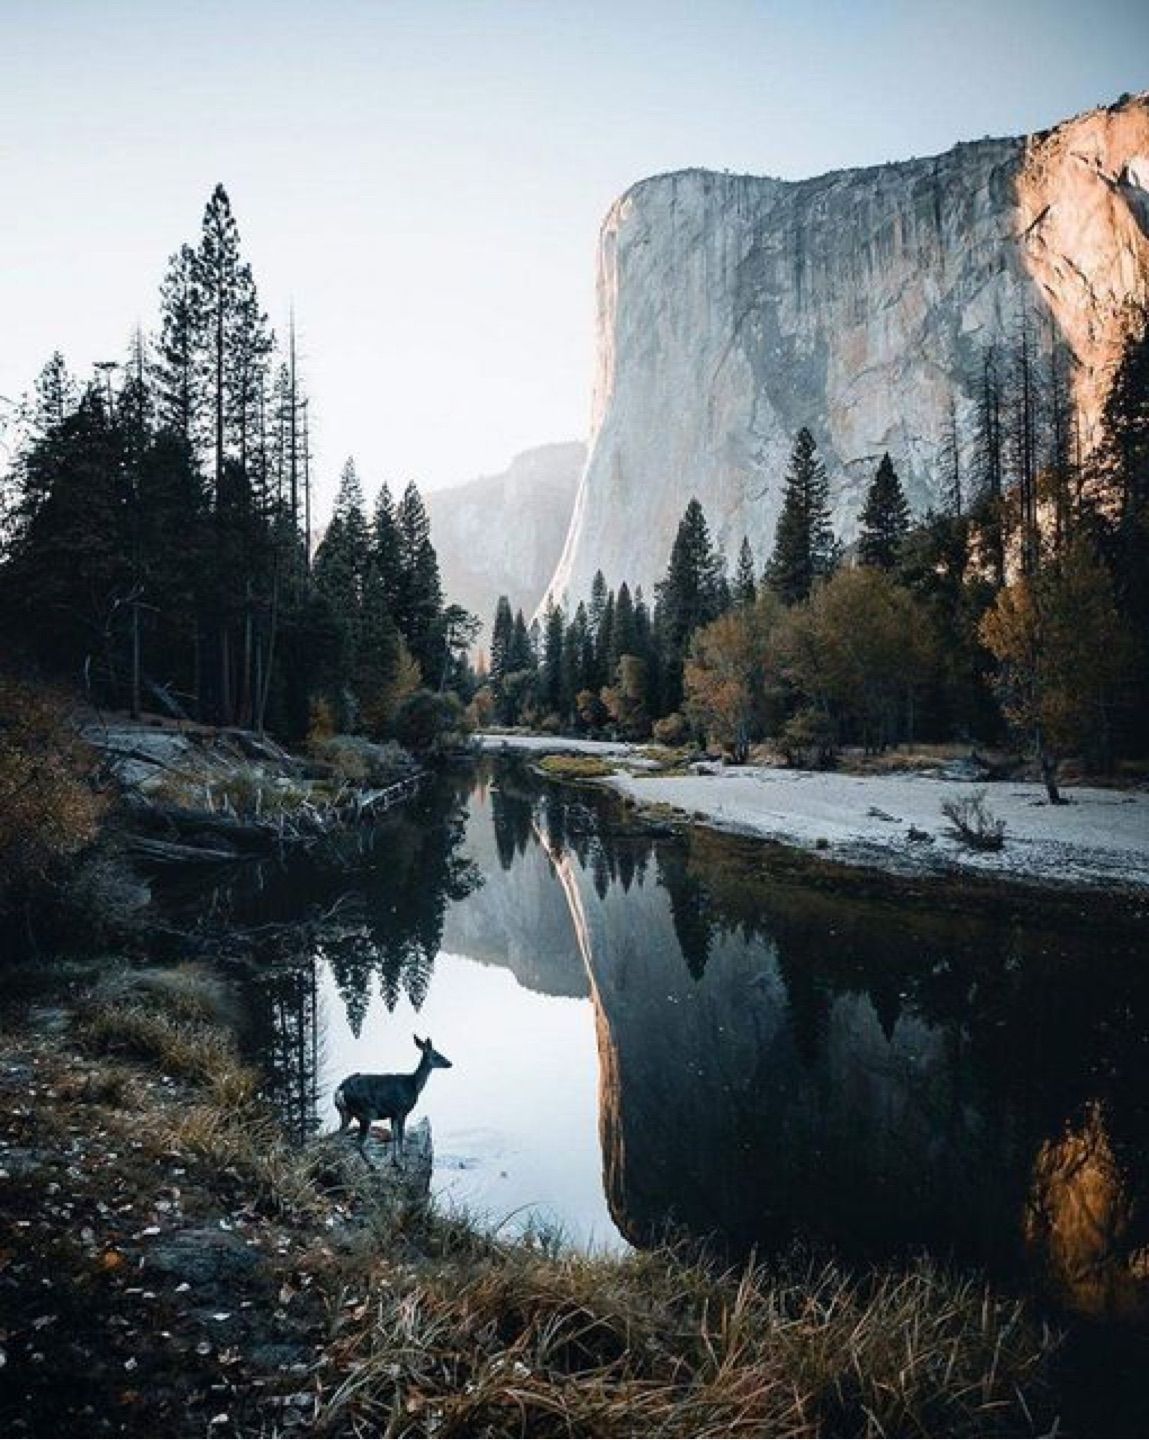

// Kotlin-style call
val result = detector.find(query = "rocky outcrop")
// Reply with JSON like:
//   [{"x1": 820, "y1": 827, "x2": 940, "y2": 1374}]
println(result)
[
  {"x1": 547, "y1": 94, "x2": 1149, "y2": 604},
  {"x1": 427, "y1": 442, "x2": 584, "y2": 632}
]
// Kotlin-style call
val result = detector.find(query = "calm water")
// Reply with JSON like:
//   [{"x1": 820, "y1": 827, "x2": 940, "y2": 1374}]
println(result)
[{"x1": 176, "y1": 759, "x2": 1149, "y2": 1311}]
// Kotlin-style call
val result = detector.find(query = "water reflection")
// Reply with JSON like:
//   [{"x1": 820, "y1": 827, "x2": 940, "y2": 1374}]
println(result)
[{"x1": 171, "y1": 760, "x2": 1149, "y2": 1311}]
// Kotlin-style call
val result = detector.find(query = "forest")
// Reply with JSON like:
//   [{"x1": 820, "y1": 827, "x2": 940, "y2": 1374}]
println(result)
[
  {"x1": 2, "y1": 184, "x2": 1147, "y2": 806},
  {"x1": 484, "y1": 316, "x2": 1149, "y2": 798},
  {"x1": 0, "y1": 184, "x2": 475, "y2": 751}
]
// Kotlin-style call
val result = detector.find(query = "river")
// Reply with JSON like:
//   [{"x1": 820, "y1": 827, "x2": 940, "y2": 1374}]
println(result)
[{"x1": 177, "y1": 758, "x2": 1149, "y2": 1318}]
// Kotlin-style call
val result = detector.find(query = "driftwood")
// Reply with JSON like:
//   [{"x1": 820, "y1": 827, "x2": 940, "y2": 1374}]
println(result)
[
  {"x1": 125, "y1": 797, "x2": 277, "y2": 853},
  {"x1": 127, "y1": 836, "x2": 242, "y2": 866}
]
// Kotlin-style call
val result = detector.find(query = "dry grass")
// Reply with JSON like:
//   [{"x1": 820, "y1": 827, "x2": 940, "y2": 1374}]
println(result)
[
  {"x1": 315, "y1": 1242, "x2": 1056, "y2": 1437},
  {"x1": 66, "y1": 965, "x2": 1059, "y2": 1437},
  {"x1": 52, "y1": 1059, "x2": 133, "y2": 1107},
  {"x1": 839, "y1": 745, "x2": 1007, "y2": 777},
  {"x1": 536, "y1": 754, "x2": 617, "y2": 780},
  {"x1": 76, "y1": 997, "x2": 257, "y2": 1107},
  {"x1": 151, "y1": 764, "x2": 313, "y2": 817},
  {"x1": 159, "y1": 1099, "x2": 341, "y2": 1221},
  {"x1": 92, "y1": 962, "x2": 236, "y2": 1026}
]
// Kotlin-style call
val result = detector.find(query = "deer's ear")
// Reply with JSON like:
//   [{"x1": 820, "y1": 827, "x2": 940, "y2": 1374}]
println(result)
[{"x1": 414, "y1": 1033, "x2": 425, "y2": 1048}]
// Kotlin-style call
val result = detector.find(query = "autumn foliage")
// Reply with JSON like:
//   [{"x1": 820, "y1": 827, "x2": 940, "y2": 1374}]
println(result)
[{"x1": 0, "y1": 676, "x2": 106, "y2": 906}]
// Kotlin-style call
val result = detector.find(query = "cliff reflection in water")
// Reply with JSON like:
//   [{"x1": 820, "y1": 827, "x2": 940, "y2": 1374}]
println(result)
[
  {"x1": 488, "y1": 764, "x2": 1149, "y2": 1307},
  {"x1": 181, "y1": 760, "x2": 1149, "y2": 1306}
]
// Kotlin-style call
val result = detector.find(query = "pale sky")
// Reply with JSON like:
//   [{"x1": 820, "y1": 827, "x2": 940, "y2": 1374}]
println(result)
[{"x1": 3, "y1": 0, "x2": 1146, "y2": 518}]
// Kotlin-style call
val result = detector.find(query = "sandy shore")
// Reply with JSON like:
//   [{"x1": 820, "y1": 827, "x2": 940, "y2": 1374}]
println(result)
[{"x1": 477, "y1": 734, "x2": 1149, "y2": 892}]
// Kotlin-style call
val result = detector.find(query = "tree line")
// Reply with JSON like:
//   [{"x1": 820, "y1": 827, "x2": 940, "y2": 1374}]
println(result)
[
  {"x1": 0, "y1": 185, "x2": 473, "y2": 746},
  {"x1": 481, "y1": 308, "x2": 1149, "y2": 797}
]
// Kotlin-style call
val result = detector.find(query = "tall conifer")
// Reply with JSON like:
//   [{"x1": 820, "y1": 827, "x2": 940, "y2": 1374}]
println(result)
[
  {"x1": 857, "y1": 453, "x2": 910, "y2": 570},
  {"x1": 765, "y1": 428, "x2": 836, "y2": 604}
]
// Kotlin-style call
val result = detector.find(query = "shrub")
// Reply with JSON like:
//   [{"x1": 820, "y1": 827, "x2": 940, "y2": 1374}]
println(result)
[
  {"x1": 0, "y1": 675, "x2": 107, "y2": 913},
  {"x1": 653, "y1": 711, "x2": 690, "y2": 747},
  {"x1": 393, "y1": 689, "x2": 468, "y2": 755},
  {"x1": 941, "y1": 790, "x2": 1006, "y2": 850},
  {"x1": 307, "y1": 695, "x2": 338, "y2": 745},
  {"x1": 466, "y1": 685, "x2": 497, "y2": 731},
  {"x1": 575, "y1": 689, "x2": 608, "y2": 733},
  {"x1": 310, "y1": 735, "x2": 415, "y2": 786},
  {"x1": 778, "y1": 706, "x2": 836, "y2": 769}
]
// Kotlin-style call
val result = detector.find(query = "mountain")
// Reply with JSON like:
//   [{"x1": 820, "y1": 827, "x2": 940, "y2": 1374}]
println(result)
[
  {"x1": 427, "y1": 441, "x2": 585, "y2": 634},
  {"x1": 546, "y1": 94, "x2": 1149, "y2": 605}
]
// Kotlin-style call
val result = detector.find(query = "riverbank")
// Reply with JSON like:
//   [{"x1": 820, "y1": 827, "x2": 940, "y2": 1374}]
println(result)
[
  {"x1": 477, "y1": 734, "x2": 1149, "y2": 894},
  {"x1": 0, "y1": 965, "x2": 1060, "y2": 1437}
]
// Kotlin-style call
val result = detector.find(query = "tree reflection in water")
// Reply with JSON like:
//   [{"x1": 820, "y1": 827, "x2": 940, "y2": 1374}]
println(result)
[
  {"x1": 493, "y1": 767, "x2": 1149, "y2": 1311},
  {"x1": 167, "y1": 760, "x2": 1149, "y2": 1312},
  {"x1": 172, "y1": 770, "x2": 481, "y2": 1131}
]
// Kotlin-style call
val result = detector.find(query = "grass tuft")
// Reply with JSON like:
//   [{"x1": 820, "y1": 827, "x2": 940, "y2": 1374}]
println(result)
[
  {"x1": 313, "y1": 1243, "x2": 1057, "y2": 1436},
  {"x1": 537, "y1": 754, "x2": 616, "y2": 780},
  {"x1": 76, "y1": 1000, "x2": 257, "y2": 1106}
]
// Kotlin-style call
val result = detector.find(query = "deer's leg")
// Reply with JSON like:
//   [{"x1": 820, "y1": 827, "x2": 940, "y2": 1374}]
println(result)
[
  {"x1": 392, "y1": 1114, "x2": 405, "y2": 1168},
  {"x1": 335, "y1": 1092, "x2": 351, "y2": 1135},
  {"x1": 357, "y1": 1115, "x2": 375, "y2": 1168}
]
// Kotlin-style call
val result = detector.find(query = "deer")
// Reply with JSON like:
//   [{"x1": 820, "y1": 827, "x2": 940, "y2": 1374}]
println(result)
[{"x1": 333, "y1": 1035, "x2": 453, "y2": 1168}]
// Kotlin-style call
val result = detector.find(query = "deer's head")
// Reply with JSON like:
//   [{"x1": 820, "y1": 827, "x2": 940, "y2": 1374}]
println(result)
[{"x1": 415, "y1": 1034, "x2": 453, "y2": 1069}]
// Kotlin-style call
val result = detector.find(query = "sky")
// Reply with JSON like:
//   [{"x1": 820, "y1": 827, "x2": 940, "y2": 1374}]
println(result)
[{"x1": 2, "y1": 0, "x2": 1146, "y2": 518}]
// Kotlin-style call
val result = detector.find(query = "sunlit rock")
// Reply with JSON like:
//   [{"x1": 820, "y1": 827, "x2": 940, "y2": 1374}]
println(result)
[{"x1": 547, "y1": 94, "x2": 1149, "y2": 605}]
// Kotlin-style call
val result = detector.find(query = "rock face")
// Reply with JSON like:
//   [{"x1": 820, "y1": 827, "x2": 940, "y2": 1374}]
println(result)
[
  {"x1": 547, "y1": 94, "x2": 1149, "y2": 604},
  {"x1": 427, "y1": 442, "x2": 584, "y2": 632}
]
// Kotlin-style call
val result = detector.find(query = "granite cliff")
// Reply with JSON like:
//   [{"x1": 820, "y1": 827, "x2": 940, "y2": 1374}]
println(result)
[
  {"x1": 547, "y1": 94, "x2": 1149, "y2": 604},
  {"x1": 427, "y1": 441, "x2": 584, "y2": 632}
]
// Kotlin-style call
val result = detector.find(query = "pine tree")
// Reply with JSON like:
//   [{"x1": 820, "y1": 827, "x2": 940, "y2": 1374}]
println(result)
[
  {"x1": 228, "y1": 261, "x2": 273, "y2": 475},
  {"x1": 857, "y1": 453, "x2": 910, "y2": 570},
  {"x1": 593, "y1": 588, "x2": 615, "y2": 688},
  {"x1": 940, "y1": 394, "x2": 963, "y2": 518},
  {"x1": 370, "y1": 482, "x2": 402, "y2": 612},
  {"x1": 734, "y1": 536, "x2": 757, "y2": 606},
  {"x1": 490, "y1": 595, "x2": 514, "y2": 684},
  {"x1": 541, "y1": 600, "x2": 565, "y2": 714},
  {"x1": 2, "y1": 386, "x2": 132, "y2": 688},
  {"x1": 655, "y1": 498, "x2": 726, "y2": 709},
  {"x1": 394, "y1": 481, "x2": 443, "y2": 676},
  {"x1": 766, "y1": 427, "x2": 837, "y2": 605},
  {"x1": 357, "y1": 565, "x2": 401, "y2": 730},
  {"x1": 313, "y1": 459, "x2": 373, "y2": 715},
  {"x1": 611, "y1": 581, "x2": 637, "y2": 666},
  {"x1": 32, "y1": 351, "x2": 76, "y2": 434},
  {"x1": 509, "y1": 609, "x2": 532, "y2": 671},
  {"x1": 154, "y1": 245, "x2": 203, "y2": 445},
  {"x1": 334, "y1": 458, "x2": 370, "y2": 571},
  {"x1": 972, "y1": 345, "x2": 1006, "y2": 588},
  {"x1": 1097, "y1": 308, "x2": 1149, "y2": 756},
  {"x1": 563, "y1": 602, "x2": 591, "y2": 716},
  {"x1": 194, "y1": 184, "x2": 244, "y2": 498},
  {"x1": 588, "y1": 570, "x2": 608, "y2": 644}
]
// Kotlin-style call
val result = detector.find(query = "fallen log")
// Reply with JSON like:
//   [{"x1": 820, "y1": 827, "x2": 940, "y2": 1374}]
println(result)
[
  {"x1": 127, "y1": 836, "x2": 241, "y2": 866},
  {"x1": 126, "y1": 798, "x2": 277, "y2": 852}
]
